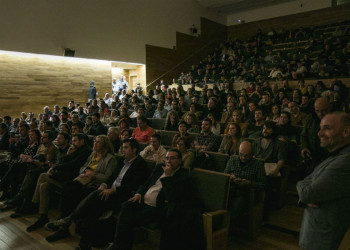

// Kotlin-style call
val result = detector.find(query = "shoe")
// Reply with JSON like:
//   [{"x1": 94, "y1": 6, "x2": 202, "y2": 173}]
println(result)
[
  {"x1": 0, "y1": 201, "x2": 15, "y2": 211},
  {"x1": 102, "y1": 243, "x2": 117, "y2": 250},
  {"x1": 10, "y1": 211, "x2": 22, "y2": 218},
  {"x1": 45, "y1": 219, "x2": 69, "y2": 232},
  {"x1": 46, "y1": 228, "x2": 70, "y2": 242},
  {"x1": 75, "y1": 242, "x2": 92, "y2": 250},
  {"x1": 27, "y1": 215, "x2": 49, "y2": 232}
]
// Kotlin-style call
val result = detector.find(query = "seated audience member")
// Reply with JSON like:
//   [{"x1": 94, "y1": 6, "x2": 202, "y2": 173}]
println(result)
[
  {"x1": 104, "y1": 149, "x2": 202, "y2": 250},
  {"x1": 270, "y1": 105, "x2": 281, "y2": 124},
  {"x1": 132, "y1": 116, "x2": 155, "y2": 144},
  {"x1": 207, "y1": 113, "x2": 220, "y2": 135},
  {"x1": 220, "y1": 101, "x2": 235, "y2": 124},
  {"x1": 140, "y1": 133, "x2": 167, "y2": 164},
  {"x1": 288, "y1": 101, "x2": 307, "y2": 126},
  {"x1": 6, "y1": 131, "x2": 57, "y2": 217},
  {"x1": 41, "y1": 138, "x2": 150, "y2": 248},
  {"x1": 246, "y1": 108, "x2": 265, "y2": 139},
  {"x1": 259, "y1": 92, "x2": 273, "y2": 117},
  {"x1": 144, "y1": 99, "x2": 155, "y2": 118},
  {"x1": 219, "y1": 122, "x2": 242, "y2": 155},
  {"x1": 88, "y1": 113, "x2": 107, "y2": 136},
  {"x1": 175, "y1": 137, "x2": 195, "y2": 169},
  {"x1": 224, "y1": 141, "x2": 266, "y2": 224},
  {"x1": 107, "y1": 127, "x2": 120, "y2": 153},
  {"x1": 246, "y1": 101, "x2": 257, "y2": 124},
  {"x1": 192, "y1": 118, "x2": 221, "y2": 152},
  {"x1": 0, "y1": 129, "x2": 40, "y2": 200},
  {"x1": 185, "y1": 113, "x2": 201, "y2": 133},
  {"x1": 0, "y1": 123, "x2": 10, "y2": 150},
  {"x1": 152, "y1": 100, "x2": 168, "y2": 119},
  {"x1": 300, "y1": 97, "x2": 332, "y2": 170},
  {"x1": 59, "y1": 123, "x2": 71, "y2": 135},
  {"x1": 182, "y1": 102, "x2": 201, "y2": 121},
  {"x1": 253, "y1": 121, "x2": 286, "y2": 176},
  {"x1": 108, "y1": 110, "x2": 119, "y2": 126},
  {"x1": 83, "y1": 116, "x2": 93, "y2": 134},
  {"x1": 117, "y1": 118, "x2": 130, "y2": 136},
  {"x1": 229, "y1": 109, "x2": 248, "y2": 137},
  {"x1": 99, "y1": 109, "x2": 109, "y2": 126},
  {"x1": 171, "y1": 121, "x2": 191, "y2": 148},
  {"x1": 277, "y1": 112, "x2": 297, "y2": 142},
  {"x1": 45, "y1": 135, "x2": 117, "y2": 242},
  {"x1": 164, "y1": 110, "x2": 180, "y2": 131},
  {"x1": 27, "y1": 133, "x2": 91, "y2": 231}
]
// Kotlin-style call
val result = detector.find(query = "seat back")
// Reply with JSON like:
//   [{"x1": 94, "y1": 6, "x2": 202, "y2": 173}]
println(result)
[
  {"x1": 201, "y1": 151, "x2": 229, "y2": 173},
  {"x1": 192, "y1": 168, "x2": 231, "y2": 212},
  {"x1": 148, "y1": 118, "x2": 166, "y2": 130},
  {"x1": 159, "y1": 130, "x2": 177, "y2": 147}
]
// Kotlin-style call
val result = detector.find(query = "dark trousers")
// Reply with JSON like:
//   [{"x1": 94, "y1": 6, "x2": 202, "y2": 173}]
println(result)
[
  {"x1": 72, "y1": 189, "x2": 122, "y2": 245},
  {"x1": 0, "y1": 161, "x2": 28, "y2": 197},
  {"x1": 114, "y1": 201, "x2": 160, "y2": 250},
  {"x1": 58, "y1": 180, "x2": 95, "y2": 218},
  {"x1": 18, "y1": 166, "x2": 47, "y2": 200}
]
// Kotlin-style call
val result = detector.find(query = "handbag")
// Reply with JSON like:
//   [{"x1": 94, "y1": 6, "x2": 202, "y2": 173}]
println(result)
[{"x1": 74, "y1": 175, "x2": 93, "y2": 186}]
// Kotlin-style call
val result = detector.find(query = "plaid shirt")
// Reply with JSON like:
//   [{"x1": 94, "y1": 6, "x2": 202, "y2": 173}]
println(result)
[{"x1": 224, "y1": 156, "x2": 266, "y2": 190}]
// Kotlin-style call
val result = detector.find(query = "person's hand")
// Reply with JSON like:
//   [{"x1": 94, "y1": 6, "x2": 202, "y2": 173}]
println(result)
[
  {"x1": 229, "y1": 174, "x2": 237, "y2": 181},
  {"x1": 84, "y1": 169, "x2": 95, "y2": 179},
  {"x1": 128, "y1": 194, "x2": 141, "y2": 203},
  {"x1": 301, "y1": 148, "x2": 311, "y2": 159},
  {"x1": 162, "y1": 163, "x2": 173, "y2": 177},
  {"x1": 268, "y1": 167, "x2": 280, "y2": 177},
  {"x1": 99, "y1": 188, "x2": 116, "y2": 201},
  {"x1": 47, "y1": 167, "x2": 54, "y2": 174},
  {"x1": 98, "y1": 184, "x2": 107, "y2": 191},
  {"x1": 307, "y1": 203, "x2": 319, "y2": 209},
  {"x1": 67, "y1": 145, "x2": 77, "y2": 155}
]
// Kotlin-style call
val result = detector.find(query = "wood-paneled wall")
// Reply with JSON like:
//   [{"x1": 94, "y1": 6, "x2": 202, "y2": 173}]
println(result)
[
  {"x1": 146, "y1": 17, "x2": 227, "y2": 88},
  {"x1": 228, "y1": 4, "x2": 350, "y2": 40},
  {"x1": 0, "y1": 52, "x2": 113, "y2": 118}
]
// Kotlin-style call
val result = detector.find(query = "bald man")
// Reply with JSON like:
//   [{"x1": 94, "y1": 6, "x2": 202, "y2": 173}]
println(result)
[
  {"x1": 297, "y1": 112, "x2": 350, "y2": 250},
  {"x1": 300, "y1": 97, "x2": 332, "y2": 171},
  {"x1": 224, "y1": 141, "x2": 266, "y2": 224}
]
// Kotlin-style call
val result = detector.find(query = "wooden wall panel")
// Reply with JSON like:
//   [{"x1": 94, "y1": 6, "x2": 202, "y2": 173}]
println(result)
[
  {"x1": 228, "y1": 5, "x2": 350, "y2": 40},
  {"x1": 0, "y1": 53, "x2": 112, "y2": 118},
  {"x1": 146, "y1": 18, "x2": 227, "y2": 88}
]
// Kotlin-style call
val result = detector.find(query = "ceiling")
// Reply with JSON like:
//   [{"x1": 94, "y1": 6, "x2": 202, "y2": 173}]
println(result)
[{"x1": 196, "y1": 0, "x2": 295, "y2": 14}]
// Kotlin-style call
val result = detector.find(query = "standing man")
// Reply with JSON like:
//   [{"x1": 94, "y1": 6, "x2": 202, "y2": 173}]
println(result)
[
  {"x1": 297, "y1": 112, "x2": 350, "y2": 250},
  {"x1": 89, "y1": 81, "x2": 97, "y2": 100}
]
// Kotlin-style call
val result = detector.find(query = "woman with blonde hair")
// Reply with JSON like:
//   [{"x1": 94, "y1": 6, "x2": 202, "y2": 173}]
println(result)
[{"x1": 219, "y1": 122, "x2": 242, "y2": 155}]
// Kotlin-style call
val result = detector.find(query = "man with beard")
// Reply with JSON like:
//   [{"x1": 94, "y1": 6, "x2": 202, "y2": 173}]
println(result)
[
  {"x1": 297, "y1": 112, "x2": 350, "y2": 250},
  {"x1": 253, "y1": 121, "x2": 287, "y2": 220}
]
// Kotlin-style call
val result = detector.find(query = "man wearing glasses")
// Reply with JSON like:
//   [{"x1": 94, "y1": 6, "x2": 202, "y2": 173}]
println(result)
[{"x1": 106, "y1": 148, "x2": 201, "y2": 250}]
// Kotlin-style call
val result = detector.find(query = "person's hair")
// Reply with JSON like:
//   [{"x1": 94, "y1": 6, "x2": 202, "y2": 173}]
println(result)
[
  {"x1": 151, "y1": 133, "x2": 161, "y2": 142},
  {"x1": 72, "y1": 122, "x2": 84, "y2": 130},
  {"x1": 29, "y1": 129, "x2": 41, "y2": 143},
  {"x1": 108, "y1": 127, "x2": 119, "y2": 135},
  {"x1": 280, "y1": 111, "x2": 291, "y2": 125},
  {"x1": 167, "y1": 148, "x2": 183, "y2": 163},
  {"x1": 264, "y1": 120, "x2": 277, "y2": 137},
  {"x1": 61, "y1": 110, "x2": 68, "y2": 116},
  {"x1": 176, "y1": 136, "x2": 190, "y2": 149},
  {"x1": 94, "y1": 135, "x2": 115, "y2": 156},
  {"x1": 224, "y1": 122, "x2": 242, "y2": 138},
  {"x1": 255, "y1": 108, "x2": 264, "y2": 116},
  {"x1": 118, "y1": 118, "x2": 130, "y2": 127},
  {"x1": 120, "y1": 129, "x2": 130, "y2": 137},
  {"x1": 72, "y1": 133, "x2": 86, "y2": 143},
  {"x1": 178, "y1": 120, "x2": 188, "y2": 128},
  {"x1": 202, "y1": 117, "x2": 212, "y2": 126},
  {"x1": 122, "y1": 137, "x2": 140, "y2": 153},
  {"x1": 167, "y1": 110, "x2": 179, "y2": 121},
  {"x1": 0, "y1": 123, "x2": 8, "y2": 131},
  {"x1": 93, "y1": 112, "x2": 100, "y2": 119},
  {"x1": 19, "y1": 123, "x2": 30, "y2": 130},
  {"x1": 137, "y1": 116, "x2": 147, "y2": 124},
  {"x1": 58, "y1": 132, "x2": 70, "y2": 141},
  {"x1": 60, "y1": 123, "x2": 71, "y2": 134},
  {"x1": 44, "y1": 130, "x2": 55, "y2": 141},
  {"x1": 86, "y1": 116, "x2": 92, "y2": 122},
  {"x1": 186, "y1": 113, "x2": 198, "y2": 124},
  {"x1": 4, "y1": 116, "x2": 11, "y2": 121}
]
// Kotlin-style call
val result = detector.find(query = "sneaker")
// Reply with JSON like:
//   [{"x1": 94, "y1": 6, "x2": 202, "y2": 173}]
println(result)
[
  {"x1": 45, "y1": 219, "x2": 69, "y2": 232},
  {"x1": 27, "y1": 215, "x2": 49, "y2": 232},
  {"x1": 46, "y1": 228, "x2": 70, "y2": 242}
]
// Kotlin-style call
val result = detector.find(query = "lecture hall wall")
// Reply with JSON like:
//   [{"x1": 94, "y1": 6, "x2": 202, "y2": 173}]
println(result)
[{"x1": 0, "y1": 0, "x2": 224, "y2": 117}]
